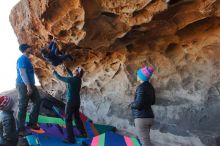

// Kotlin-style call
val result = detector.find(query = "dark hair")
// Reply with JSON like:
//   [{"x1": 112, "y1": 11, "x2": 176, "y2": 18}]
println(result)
[{"x1": 19, "y1": 44, "x2": 31, "y2": 53}]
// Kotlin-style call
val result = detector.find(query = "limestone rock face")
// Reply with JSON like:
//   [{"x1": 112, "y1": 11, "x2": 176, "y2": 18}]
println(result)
[{"x1": 10, "y1": 0, "x2": 220, "y2": 145}]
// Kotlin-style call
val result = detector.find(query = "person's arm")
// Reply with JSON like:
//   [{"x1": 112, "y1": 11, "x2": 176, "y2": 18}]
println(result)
[
  {"x1": 131, "y1": 86, "x2": 145, "y2": 110},
  {"x1": 53, "y1": 43, "x2": 59, "y2": 56},
  {"x1": 64, "y1": 66, "x2": 73, "y2": 77},
  {"x1": 19, "y1": 68, "x2": 33, "y2": 95},
  {"x1": 19, "y1": 68, "x2": 30, "y2": 84},
  {"x1": 53, "y1": 71, "x2": 70, "y2": 83},
  {"x1": 48, "y1": 41, "x2": 55, "y2": 51},
  {"x1": 2, "y1": 114, "x2": 15, "y2": 141},
  {"x1": 151, "y1": 88, "x2": 156, "y2": 105},
  {"x1": 48, "y1": 40, "x2": 58, "y2": 55}
]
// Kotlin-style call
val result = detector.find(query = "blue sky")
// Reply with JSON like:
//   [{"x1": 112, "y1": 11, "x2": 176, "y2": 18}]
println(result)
[{"x1": 0, "y1": 1, "x2": 39, "y2": 92}]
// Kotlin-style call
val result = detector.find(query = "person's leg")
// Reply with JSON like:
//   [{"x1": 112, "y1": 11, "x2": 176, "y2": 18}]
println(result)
[
  {"x1": 73, "y1": 106, "x2": 86, "y2": 136},
  {"x1": 29, "y1": 85, "x2": 41, "y2": 126},
  {"x1": 65, "y1": 102, "x2": 75, "y2": 143},
  {"x1": 16, "y1": 84, "x2": 29, "y2": 132},
  {"x1": 51, "y1": 42, "x2": 63, "y2": 56},
  {"x1": 49, "y1": 41, "x2": 57, "y2": 55},
  {"x1": 59, "y1": 54, "x2": 74, "y2": 62},
  {"x1": 52, "y1": 55, "x2": 68, "y2": 66},
  {"x1": 0, "y1": 136, "x2": 6, "y2": 146},
  {"x1": 48, "y1": 41, "x2": 54, "y2": 51},
  {"x1": 66, "y1": 55, "x2": 74, "y2": 61},
  {"x1": 134, "y1": 118, "x2": 153, "y2": 146}
]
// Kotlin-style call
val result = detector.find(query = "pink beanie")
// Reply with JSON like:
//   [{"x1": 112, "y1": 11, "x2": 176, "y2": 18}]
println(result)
[
  {"x1": 0, "y1": 96, "x2": 14, "y2": 111},
  {"x1": 137, "y1": 66, "x2": 154, "y2": 81}
]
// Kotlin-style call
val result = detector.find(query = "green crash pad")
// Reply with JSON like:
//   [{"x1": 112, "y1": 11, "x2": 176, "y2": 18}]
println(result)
[
  {"x1": 25, "y1": 113, "x2": 76, "y2": 125},
  {"x1": 94, "y1": 124, "x2": 116, "y2": 134},
  {"x1": 26, "y1": 113, "x2": 116, "y2": 135}
]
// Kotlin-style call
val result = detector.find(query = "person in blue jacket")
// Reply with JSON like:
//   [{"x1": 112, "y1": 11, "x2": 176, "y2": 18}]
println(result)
[
  {"x1": 0, "y1": 96, "x2": 17, "y2": 146},
  {"x1": 53, "y1": 66, "x2": 86, "y2": 144},
  {"x1": 41, "y1": 38, "x2": 73, "y2": 66},
  {"x1": 131, "y1": 66, "x2": 156, "y2": 146}
]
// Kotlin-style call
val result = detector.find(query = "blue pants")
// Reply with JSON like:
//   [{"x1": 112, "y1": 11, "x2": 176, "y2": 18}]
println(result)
[{"x1": 16, "y1": 84, "x2": 41, "y2": 132}]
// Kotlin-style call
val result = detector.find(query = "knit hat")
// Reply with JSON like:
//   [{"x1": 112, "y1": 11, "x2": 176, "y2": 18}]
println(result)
[
  {"x1": 137, "y1": 66, "x2": 154, "y2": 81},
  {"x1": 0, "y1": 96, "x2": 14, "y2": 111},
  {"x1": 19, "y1": 44, "x2": 31, "y2": 53}
]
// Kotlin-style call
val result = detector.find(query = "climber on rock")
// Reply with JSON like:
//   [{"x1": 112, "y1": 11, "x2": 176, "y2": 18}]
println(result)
[
  {"x1": 131, "y1": 66, "x2": 156, "y2": 146},
  {"x1": 41, "y1": 37, "x2": 74, "y2": 66},
  {"x1": 0, "y1": 96, "x2": 18, "y2": 146},
  {"x1": 52, "y1": 65, "x2": 87, "y2": 144}
]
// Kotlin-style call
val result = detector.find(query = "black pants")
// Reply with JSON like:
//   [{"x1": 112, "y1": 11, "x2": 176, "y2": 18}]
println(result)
[
  {"x1": 59, "y1": 54, "x2": 73, "y2": 62},
  {"x1": 0, "y1": 138, "x2": 17, "y2": 146},
  {"x1": 16, "y1": 84, "x2": 41, "y2": 132},
  {"x1": 65, "y1": 101, "x2": 85, "y2": 141},
  {"x1": 51, "y1": 55, "x2": 73, "y2": 66},
  {"x1": 0, "y1": 143, "x2": 15, "y2": 146}
]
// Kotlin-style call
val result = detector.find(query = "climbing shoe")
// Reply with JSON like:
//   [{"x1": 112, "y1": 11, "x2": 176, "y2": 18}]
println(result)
[{"x1": 26, "y1": 123, "x2": 40, "y2": 130}]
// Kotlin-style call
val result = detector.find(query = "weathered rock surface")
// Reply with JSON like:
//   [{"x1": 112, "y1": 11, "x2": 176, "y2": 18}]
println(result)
[{"x1": 10, "y1": 0, "x2": 220, "y2": 145}]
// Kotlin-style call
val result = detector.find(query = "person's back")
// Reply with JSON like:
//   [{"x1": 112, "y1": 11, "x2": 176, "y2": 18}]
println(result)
[
  {"x1": 66, "y1": 76, "x2": 81, "y2": 102},
  {"x1": 16, "y1": 55, "x2": 35, "y2": 85},
  {"x1": 0, "y1": 111, "x2": 17, "y2": 146},
  {"x1": 0, "y1": 96, "x2": 17, "y2": 146},
  {"x1": 132, "y1": 81, "x2": 155, "y2": 119},
  {"x1": 53, "y1": 69, "x2": 82, "y2": 102}
]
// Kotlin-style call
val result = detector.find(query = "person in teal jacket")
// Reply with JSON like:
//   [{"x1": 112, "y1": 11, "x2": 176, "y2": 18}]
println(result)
[{"x1": 53, "y1": 66, "x2": 86, "y2": 144}]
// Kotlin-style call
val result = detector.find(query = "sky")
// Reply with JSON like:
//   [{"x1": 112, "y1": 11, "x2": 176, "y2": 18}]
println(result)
[{"x1": 0, "y1": 1, "x2": 39, "y2": 92}]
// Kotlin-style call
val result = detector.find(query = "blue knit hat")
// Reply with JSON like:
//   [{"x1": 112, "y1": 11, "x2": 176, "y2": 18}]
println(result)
[
  {"x1": 137, "y1": 66, "x2": 154, "y2": 81},
  {"x1": 19, "y1": 44, "x2": 31, "y2": 53}
]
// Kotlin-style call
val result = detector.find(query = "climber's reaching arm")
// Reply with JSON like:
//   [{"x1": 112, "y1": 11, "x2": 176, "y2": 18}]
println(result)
[
  {"x1": 53, "y1": 70, "x2": 71, "y2": 83},
  {"x1": 64, "y1": 66, "x2": 73, "y2": 77}
]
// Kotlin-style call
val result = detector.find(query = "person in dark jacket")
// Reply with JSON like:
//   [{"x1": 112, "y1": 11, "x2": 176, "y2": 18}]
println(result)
[
  {"x1": 0, "y1": 96, "x2": 18, "y2": 146},
  {"x1": 41, "y1": 38, "x2": 73, "y2": 66},
  {"x1": 53, "y1": 66, "x2": 86, "y2": 144},
  {"x1": 131, "y1": 66, "x2": 155, "y2": 146}
]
